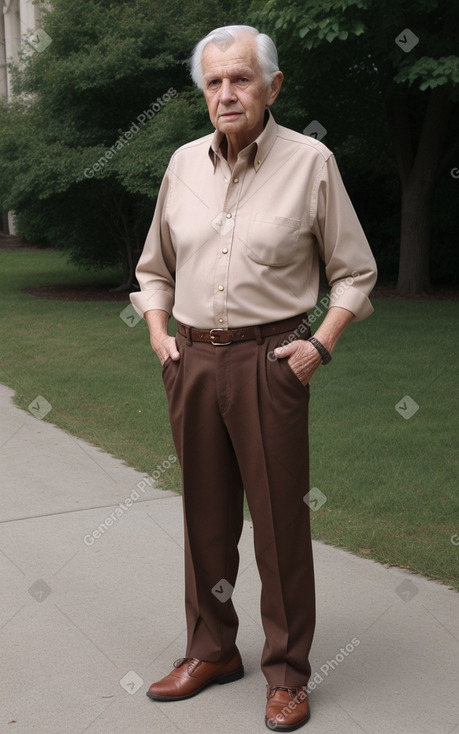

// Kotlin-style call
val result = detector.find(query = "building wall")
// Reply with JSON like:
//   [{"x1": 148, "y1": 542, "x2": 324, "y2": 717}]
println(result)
[
  {"x1": 1, "y1": 0, "x2": 42, "y2": 101},
  {"x1": 0, "y1": 9, "x2": 7, "y2": 97},
  {"x1": 1, "y1": 0, "x2": 43, "y2": 231}
]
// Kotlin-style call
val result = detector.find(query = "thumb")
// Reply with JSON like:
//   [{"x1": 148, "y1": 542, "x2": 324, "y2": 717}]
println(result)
[
  {"x1": 273, "y1": 342, "x2": 296, "y2": 359},
  {"x1": 166, "y1": 338, "x2": 180, "y2": 361}
]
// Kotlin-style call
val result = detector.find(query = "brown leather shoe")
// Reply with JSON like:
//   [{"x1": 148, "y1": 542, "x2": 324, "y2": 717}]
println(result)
[
  {"x1": 265, "y1": 685, "x2": 310, "y2": 731},
  {"x1": 146, "y1": 649, "x2": 244, "y2": 701}
]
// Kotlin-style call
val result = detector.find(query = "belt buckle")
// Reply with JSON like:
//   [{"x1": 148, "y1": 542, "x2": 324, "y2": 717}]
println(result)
[{"x1": 209, "y1": 328, "x2": 232, "y2": 346}]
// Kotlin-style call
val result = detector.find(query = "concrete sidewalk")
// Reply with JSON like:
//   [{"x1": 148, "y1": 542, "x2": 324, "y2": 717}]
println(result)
[{"x1": 0, "y1": 382, "x2": 458, "y2": 734}]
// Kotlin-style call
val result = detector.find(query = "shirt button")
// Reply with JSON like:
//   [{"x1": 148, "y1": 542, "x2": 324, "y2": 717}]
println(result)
[
  {"x1": 218, "y1": 285, "x2": 224, "y2": 291},
  {"x1": 233, "y1": 177, "x2": 239, "y2": 183},
  {"x1": 218, "y1": 318, "x2": 223, "y2": 323},
  {"x1": 226, "y1": 212, "x2": 232, "y2": 219},
  {"x1": 222, "y1": 248, "x2": 228, "y2": 254}
]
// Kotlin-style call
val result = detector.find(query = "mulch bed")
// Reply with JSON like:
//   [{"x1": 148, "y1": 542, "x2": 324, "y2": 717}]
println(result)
[
  {"x1": 0, "y1": 234, "x2": 38, "y2": 250},
  {"x1": 1, "y1": 233, "x2": 133, "y2": 301},
  {"x1": 21, "y1": 285, "x2": 133, "y2": 302},
  {"x1": 370, "y1": 285, "x2": 459, "y2": 301}
]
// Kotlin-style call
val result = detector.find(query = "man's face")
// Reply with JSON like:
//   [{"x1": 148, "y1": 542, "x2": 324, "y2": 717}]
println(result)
[{"x1": 201, "y1": 33, "x2": 282, "y2": 146}]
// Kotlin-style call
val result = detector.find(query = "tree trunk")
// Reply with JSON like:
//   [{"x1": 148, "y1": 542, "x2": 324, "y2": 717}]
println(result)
[
  {"x1": 385, "y1": 87, "x2": 453, "y2": 296},
  {"x1": 110, "y1": 246, "x2": 137, "y2": 292},
  {"x1": 397, "y1": 177, "x2": 434, "y2": 295},
  {"x1": 105, "y1": 192, "x2": 141, "y2": 292},
  {"x1": 1, "y1": 211, "x2": 9, "y2": 234}
]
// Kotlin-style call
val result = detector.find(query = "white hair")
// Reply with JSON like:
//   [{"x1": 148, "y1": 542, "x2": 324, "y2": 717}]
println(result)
[{"x1": 190, "y1": 25, "x2": 279, "y2": 90}]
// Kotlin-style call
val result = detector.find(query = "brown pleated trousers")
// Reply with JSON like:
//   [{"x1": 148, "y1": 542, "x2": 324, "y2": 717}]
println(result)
[{"x1": 161, "y1": 320, "x2": 315, "y2": 686}]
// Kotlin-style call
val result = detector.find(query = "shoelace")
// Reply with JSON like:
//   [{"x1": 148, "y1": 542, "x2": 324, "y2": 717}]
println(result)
[
  {"x1": 173, "y1": 657, "x2": 200, "y2": 669},
  {"x1": 268, "y1": 685, "x2": 307, "y2": 698}
]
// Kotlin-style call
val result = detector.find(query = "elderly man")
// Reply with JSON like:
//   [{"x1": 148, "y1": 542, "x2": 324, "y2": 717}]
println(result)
[{"x1": 130, "y1": 24, "x2": 377, "y2": 731}]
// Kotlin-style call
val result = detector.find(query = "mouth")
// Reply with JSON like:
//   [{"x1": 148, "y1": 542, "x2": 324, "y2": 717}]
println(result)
[{"x1": 220, "y1": 112, "x2": 242, "y2": 119}]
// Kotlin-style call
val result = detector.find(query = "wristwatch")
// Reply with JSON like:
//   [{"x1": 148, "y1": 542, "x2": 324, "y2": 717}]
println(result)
[{"x1": 308, "y1": 337, "x2": 332, "y2": 365}]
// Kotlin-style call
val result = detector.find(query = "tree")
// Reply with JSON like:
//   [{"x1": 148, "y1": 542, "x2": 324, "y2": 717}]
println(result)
[
  {"x1": 0, "y1": 0, "x2": 244, "y2": 287},
  {"x1": 250, "y1": 0, "x2": 459, "y2": 294}
]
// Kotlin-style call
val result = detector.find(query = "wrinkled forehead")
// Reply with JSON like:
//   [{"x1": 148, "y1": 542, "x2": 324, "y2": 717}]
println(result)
[{"x1": 201, "y1": 34, "x2": 261, "y2": 80}]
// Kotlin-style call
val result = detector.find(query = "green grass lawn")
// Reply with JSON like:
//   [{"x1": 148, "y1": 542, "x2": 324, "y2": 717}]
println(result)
[{"x1": 1, "y1": 247, "x2": 458, "y2": 589}]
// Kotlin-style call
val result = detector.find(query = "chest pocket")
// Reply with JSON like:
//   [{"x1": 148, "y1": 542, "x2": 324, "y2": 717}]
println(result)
[{"x1": 245, "y1": 214, "x2": 301, "y2": 267}]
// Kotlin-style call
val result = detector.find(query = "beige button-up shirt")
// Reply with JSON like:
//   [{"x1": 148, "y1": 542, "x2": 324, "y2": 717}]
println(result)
[{"x1": 131, "y1": 111, "x2": 377, "y2": 328}]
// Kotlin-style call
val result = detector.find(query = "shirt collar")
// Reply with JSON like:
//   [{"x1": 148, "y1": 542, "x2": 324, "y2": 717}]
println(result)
[{"x1": 208, "y1": 109, "x2": 278, "y2": 172}]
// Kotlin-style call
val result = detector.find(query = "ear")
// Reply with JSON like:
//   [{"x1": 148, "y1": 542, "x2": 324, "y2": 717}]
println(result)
[{"x1": 266, "y1": 71, "x2": 284, "y2": 106}]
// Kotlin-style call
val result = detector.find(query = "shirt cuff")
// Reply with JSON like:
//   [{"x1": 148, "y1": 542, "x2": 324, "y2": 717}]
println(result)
[
  {"x1": 129, "y1": 289, "x2": 174, "y2": 319},
  {"x1": 328, "y1": 284, "x2": 374, "y2": 322}
]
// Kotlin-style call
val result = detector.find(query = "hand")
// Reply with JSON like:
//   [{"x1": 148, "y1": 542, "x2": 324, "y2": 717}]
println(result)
[
  {"x1": 144, "y1": 310, "x2": 180, "y2": 366},
  {"x1": 150, "y1": 333, "x2": 180, "y2": 366},
  {"x1": 274, "y1": 340, "x2": 322, "y2": 386}
]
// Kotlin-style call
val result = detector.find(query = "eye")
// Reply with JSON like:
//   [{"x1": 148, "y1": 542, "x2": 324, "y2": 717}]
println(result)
[{"x1": 207, "y1": 79, "x2": 220, "y2": 88}]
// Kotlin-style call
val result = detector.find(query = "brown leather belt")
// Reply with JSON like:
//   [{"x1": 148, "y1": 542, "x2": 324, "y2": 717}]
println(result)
[{"x1": 177, "y1": 313, "x2": 310, "y2": 346}]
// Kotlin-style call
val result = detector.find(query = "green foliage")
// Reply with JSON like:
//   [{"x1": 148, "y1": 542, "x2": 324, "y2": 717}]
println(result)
[
  {"x1": 270, "y1": 0, "x2": 368, "y2": 49},
  {"x1": 0, "y1": 0, "x2": 244, "y2": 279},
  {"x1": 396, "y1": 56, "x2": 459, "y2": 92},
  {"x1": 111, "y1": 90, "x2": 211, "y2": 199},
  {"x1": 248, "y1": 0, "x2": 459, "y2": 286}
]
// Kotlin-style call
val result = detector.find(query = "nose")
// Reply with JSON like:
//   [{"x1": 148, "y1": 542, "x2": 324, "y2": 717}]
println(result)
[{"x1": 220, "y1": 78, "x2": 237, "y2": 104}]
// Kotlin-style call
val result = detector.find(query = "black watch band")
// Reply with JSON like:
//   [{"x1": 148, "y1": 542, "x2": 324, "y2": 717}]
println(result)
[{"x1": 308, "y1": 337, "x2": 332, "y2": 365}]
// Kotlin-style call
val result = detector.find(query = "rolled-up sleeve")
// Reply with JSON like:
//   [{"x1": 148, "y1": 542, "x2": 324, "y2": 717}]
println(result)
[
  {"x1": 312, "y1": 154, "x2": 377, "y2": 322},
  {"x1": 130, "y1": 163, "x2": 176, "y2": 318}
]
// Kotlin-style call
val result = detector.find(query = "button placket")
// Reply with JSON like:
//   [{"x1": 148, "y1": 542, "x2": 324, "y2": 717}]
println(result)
[{"x1": 212, "y1": 164, "x2": 243, "y2": 328}]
